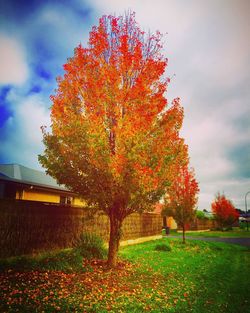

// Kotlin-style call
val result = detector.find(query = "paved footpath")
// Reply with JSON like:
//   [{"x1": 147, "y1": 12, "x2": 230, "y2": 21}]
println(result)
[{"x1": 169, "y1": 236, "x2": 250, "y2": 247}]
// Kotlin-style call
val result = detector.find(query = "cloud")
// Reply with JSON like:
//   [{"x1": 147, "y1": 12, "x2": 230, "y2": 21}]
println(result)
[
  {"x1": 0, "y1": 94, "x2": 50, "y2": 170},
  {"x1": 0, "y1": 34, "x2": 29, "y2": 85},
  {"x1": 0, "y1": 1, "x2": 94, "y2": 169},
  {"x1": 0, "y1": 0, "x2": 249, "y2": 211},
  {"x1": 181, "y1": 88, "x2": 250, "y2": 208},
  {"x1": 27, "y1": 2, "x2": 92, "y2": 62}
]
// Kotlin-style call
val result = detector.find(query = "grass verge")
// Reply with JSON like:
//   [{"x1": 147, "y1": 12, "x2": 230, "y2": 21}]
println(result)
[{"x1": 0, "y1": 238, "x2": 249, "y2": 312}]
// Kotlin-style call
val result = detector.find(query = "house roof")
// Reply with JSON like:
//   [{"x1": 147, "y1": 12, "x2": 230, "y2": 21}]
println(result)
[{"x1": 0, "y1": 164, "x2": 71, "y2": 193}]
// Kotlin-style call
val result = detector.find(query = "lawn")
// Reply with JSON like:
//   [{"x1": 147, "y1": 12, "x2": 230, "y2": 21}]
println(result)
[
  {"x1": 172, "y1": 227, "x2": 250, "y2": 238},
  {"x1": 0, "y1": 238, "x2": 249, "y2": 312}
]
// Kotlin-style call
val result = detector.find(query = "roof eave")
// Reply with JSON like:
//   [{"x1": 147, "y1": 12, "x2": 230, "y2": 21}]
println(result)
[{"x1": 0, "y1": 177, "x2": 76, "y2": 196}]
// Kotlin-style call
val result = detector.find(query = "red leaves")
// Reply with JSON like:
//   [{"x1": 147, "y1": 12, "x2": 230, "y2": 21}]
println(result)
[
  {"x1": 111, "y1": 17, "x2": 119, "y2": 32},
  {"x1": 168, "y1": 166, "x2": 199, "y2": 208},
  {"x1": 211, "y1": 193, "x2": 239, "y2": 227},
  {"x1": 120, "y1": 34, "x2": 129, "y2": 54},
  {"x1": 164, "y1": 165, "x2": 199, "y2": 230}
]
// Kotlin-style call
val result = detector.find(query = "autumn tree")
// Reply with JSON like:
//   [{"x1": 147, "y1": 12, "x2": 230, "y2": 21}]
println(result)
[
  {"x1": 39, "y1": 12, "x2": 188, "y2": 267},
  {"x1": 162, "y1": 166, "x2": 199, "y2": 243},
  {"x1": 211, "y1": 193, "x2": 239, "y2": 229}
]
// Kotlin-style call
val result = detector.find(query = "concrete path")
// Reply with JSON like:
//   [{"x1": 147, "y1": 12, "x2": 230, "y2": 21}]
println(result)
[
  {"x1": 120, "y1": 235, "x2": 162, "y2": 247},
  {"x1": 168, "y1": 235, "x2": 250, "y2": 247}
]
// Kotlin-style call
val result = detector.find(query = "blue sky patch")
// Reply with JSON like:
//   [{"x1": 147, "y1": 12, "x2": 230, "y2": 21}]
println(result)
[
  {"x1": 29, "y1": 85, "x2": 42, "y2": 94},
  {"x1": 0, "y1": 86, "x2": 12, "y2": 104},
  {"x1": 35, "y1": 64, "x2": 51, "y2": 81},
  {"x1": 0, "y1": 105, "x2": 12, "y2": 128}
]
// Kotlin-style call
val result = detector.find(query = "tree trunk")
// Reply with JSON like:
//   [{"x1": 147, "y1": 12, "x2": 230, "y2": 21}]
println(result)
[
  {"x1": 182, "y1": 225, "x2": 186, "y2": 244},
  {"x1": 108, "y1": 214, "x2": 123, "y2": 268}
]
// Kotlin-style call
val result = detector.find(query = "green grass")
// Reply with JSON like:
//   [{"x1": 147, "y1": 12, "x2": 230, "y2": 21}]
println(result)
[
  {"x1": 121, "y1": 239, "x2": 250, "y2": 312},
  {"x1": 0, "y1": 238, "x2": 249, "y2": 312},
  {"x1": 171, "y1": 227, "x2": 250, "y2": 238}
]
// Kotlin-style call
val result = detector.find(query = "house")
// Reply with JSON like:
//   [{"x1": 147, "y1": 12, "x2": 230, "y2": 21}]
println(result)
[
  {"x1": 239, "y1": 214, "x2": 250, "y2": 223},
  {"x1": 0, "y1": 164, "x2": 85, "y2": 206}
]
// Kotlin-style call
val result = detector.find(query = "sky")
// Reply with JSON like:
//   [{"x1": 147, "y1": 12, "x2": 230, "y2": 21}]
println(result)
[{"x1": 0, "y1": 0, "x2": 249, "y2": 211}]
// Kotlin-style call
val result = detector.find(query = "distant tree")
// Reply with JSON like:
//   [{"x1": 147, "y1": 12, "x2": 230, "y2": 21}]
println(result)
[
  {"x1": 211, "y1": 193, "x2": 239, "y2": 229},
  {"x1": 39, "y1": 12, "x2": 188, "y2": 267},
  {"x1": 162, "y1": 166, "x2": 199, "y2": 243},
  {"x1": 196, "y1": 210, "x2": 207, "y2": 220}
]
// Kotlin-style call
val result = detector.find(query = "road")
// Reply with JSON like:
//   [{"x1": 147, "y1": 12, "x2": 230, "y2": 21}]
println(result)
[{"x1": 169, "y1": 236, "x2": 250, "y2": 247}]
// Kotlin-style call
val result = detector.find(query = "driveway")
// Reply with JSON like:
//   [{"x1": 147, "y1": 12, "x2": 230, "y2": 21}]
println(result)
[{"x1": 169, "y1": 236, "x2": 250, "y2": 247}]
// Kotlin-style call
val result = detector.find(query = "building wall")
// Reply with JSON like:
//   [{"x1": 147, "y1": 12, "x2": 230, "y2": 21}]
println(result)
[
  {"x1": 15, "y1": 186, "x2": 85, "y2": 206},
  {"x1": 167, "y1": 216, "x2": 177, "y2": 229},
  {"x1": 21, "y1": 189, "x2": 60, "y2": 203},
  {"x1": 1, "y1": 181, "x2": 86, "y2": 206}
]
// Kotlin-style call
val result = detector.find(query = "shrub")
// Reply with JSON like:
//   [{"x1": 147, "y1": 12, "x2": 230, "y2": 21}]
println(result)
[
  {"x1": 154, "y1": 243, "x2": 172, "y2": 252},
  {"x1": 0, "y1": 249, "x2": 84, "y2": 273},
  {"x1": 239, "y1": 222, "x2": 248, "y2": 230},
  {"x1": 225, "y1": 226, "x2": 233, "y2": 231},
  {"x1": 73, "y1": 233, "x2": 107, "y2": 259},
  {"x1": 211, "y1": 227, "x2": 222, "y2": 231},
  {"x1": 39, "y1": 249, "x2": 84, "y2": 272}
]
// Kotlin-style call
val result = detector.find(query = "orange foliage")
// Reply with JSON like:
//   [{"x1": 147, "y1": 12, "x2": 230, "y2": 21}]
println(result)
[
  {"x1": 40, "y1": 12, "x2": 188, "y2": 266},
  {"x1": 44, "y1": 13, "x2": 187, "y2": 201},
  {"x1": 163, "y1": 166, "x2": 199, "y2": 241}
]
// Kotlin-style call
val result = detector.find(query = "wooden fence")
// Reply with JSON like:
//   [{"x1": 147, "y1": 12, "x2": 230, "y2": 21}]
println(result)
[
  {"x1": 0, "y1": 199, "x2": 162, "y2": 257},
  {"x1": 189, "y1": 218, "x2": 217, "y2": 231}
]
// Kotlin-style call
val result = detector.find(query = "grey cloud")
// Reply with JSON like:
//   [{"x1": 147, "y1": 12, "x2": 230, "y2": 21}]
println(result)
[{"x1": 229, "y1": 145, "x2": 250, "y2": 179}]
